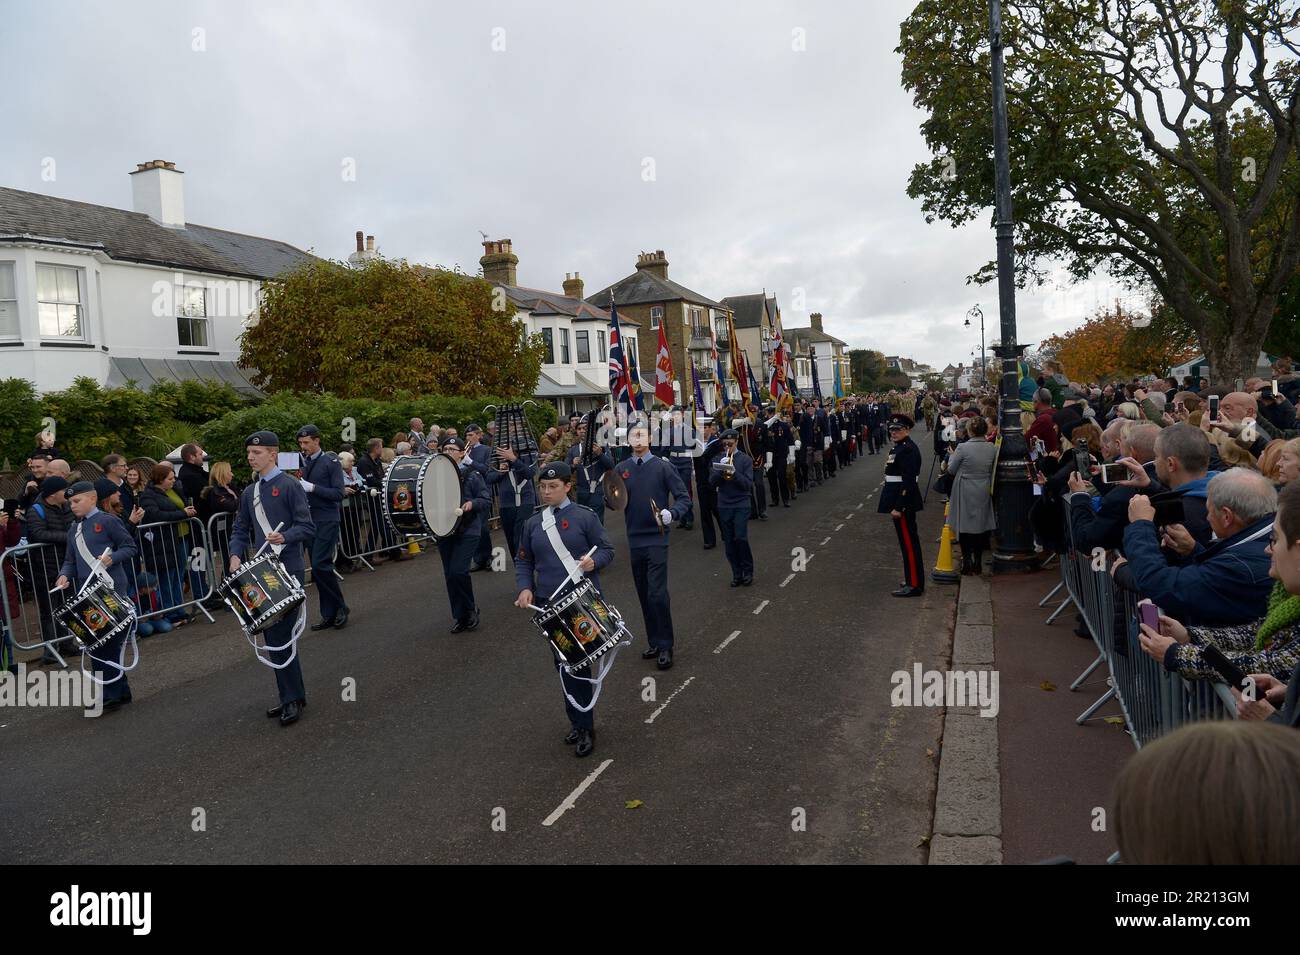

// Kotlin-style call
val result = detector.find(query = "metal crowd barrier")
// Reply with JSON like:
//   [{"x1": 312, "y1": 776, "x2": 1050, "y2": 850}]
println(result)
[
  {"x1": 336, "y1": 486, "x2": 430, "y2": 566},
  {"x1": 1054, "y1": 503, "x2": 1237, "y2": 749}
]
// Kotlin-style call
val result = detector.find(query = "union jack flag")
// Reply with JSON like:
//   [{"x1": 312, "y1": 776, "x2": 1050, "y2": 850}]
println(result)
[{"x1": 608, "y1": 300, "x2": 637, "y2": 415}]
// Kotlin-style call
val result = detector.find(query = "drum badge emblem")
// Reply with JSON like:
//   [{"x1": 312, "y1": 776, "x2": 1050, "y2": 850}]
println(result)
[
  {"x1": 573, "y1": 614, "x2": 597, "y2": 644},
  {"x1": 241, "y1": 583, "x2": 268, "y2": 610},
  {"x1": 393, "y1": 485, "x2": 413, "y2": 511},
  {"x1": 81, "y1": 606, "x2": 108, "y2": 632},
  {"x1": 260, "y1": 571, "x2": 283, "y2": 592}
]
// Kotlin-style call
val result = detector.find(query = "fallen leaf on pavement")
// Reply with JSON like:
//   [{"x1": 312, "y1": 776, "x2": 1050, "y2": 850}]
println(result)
[
  {"x1": 1102, "y1": 716, "x2": 1125, "y2": 726},
  {"x1": 625, "y1": 800, "x2": 643, "y2": 810},
  {"x1": 1040, "y1": 680, "x2": 1057, "y2": 692}
]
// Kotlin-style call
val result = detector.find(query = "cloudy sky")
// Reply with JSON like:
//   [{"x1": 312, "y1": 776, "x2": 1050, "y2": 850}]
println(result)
[{"x1": 3, "y1": 0, "x2": 1136, "y2": 371}]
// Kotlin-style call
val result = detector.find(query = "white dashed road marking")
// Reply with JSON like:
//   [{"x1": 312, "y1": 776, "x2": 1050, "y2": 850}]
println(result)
[
  {"x1": 820, "y1": 536, "x2": 831, "y2": 546},
  {"x1": 780, "y1": 573, "x2": 796, "y2": 588},
  {"x1": 714, "y1": 630, "x2": 743, "y2": 654},
  {"x1": 835, "y1": 523, "x2": 844, "y2": 532},
  {"x1": 753, "y1": 600, "x2": 769, "y2": 615},
  {"x1": 644, "y1": 677, "x2": 696, "y2": 724},
  {"x1": 542, "y1": 759, "x2": 613, "y2": 827}
]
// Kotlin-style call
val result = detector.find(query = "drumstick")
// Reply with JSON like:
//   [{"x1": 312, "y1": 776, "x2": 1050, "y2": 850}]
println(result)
[
  {"x1": 548, "y1": 545, "x2": 599, "y2": 601},
  {"x1": 650, "y1": 497, "x2": 666, "y2": 536},
  {"x1": 74, "y1": 547, "x2": 114, "y2": 599},
  {"x1": 253, "y1": 522, "x2": 285, "y2": 560}
]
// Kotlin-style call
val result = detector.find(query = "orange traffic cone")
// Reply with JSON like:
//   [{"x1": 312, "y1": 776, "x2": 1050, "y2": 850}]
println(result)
[
  {"x1": 407, "y1": 539, "x2": 421, "y2": 556},
  {"x1": 931, "y1": 500, "x2": 960, "y2": 584}
]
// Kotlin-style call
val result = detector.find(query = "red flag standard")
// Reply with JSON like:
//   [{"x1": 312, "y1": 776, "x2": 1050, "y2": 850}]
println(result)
[{"x1": 654, "y1": 322, "x2": 676, "y2": 407}]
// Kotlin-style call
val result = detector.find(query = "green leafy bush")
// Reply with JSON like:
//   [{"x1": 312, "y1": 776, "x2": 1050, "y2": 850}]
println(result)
[{"x1": 0, "y1": 378, "x2": 44, "y2": 469}]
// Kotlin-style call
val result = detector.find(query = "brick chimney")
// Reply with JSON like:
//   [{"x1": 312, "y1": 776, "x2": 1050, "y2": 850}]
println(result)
[
  {"x1": 562, "y1": 272, "x2": 584, "y2": 299},
  {"x1": 129, "y1": 159, "x2": 185, "y2": 228},
  {"x1": 634, "y1": 249, "x2": 669, "y2": 280},
  {"x1": 355, "y1": 231, "x2": 364, "y2": 253},
  {"x1": 348, "y1": 229, "x2": 378, "y2": 267},
  {"x1": 810, "y1": 312, "x2": 824, "y2": 334},
  {"x1": 480, "y1": 238, "x2": 518, "y2": 286}
]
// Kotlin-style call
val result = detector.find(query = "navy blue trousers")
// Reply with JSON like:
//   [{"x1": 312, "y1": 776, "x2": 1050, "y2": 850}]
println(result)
[
  {"x1": 719, "y1": 506, "x2": 754, "y2": 580},
  {"x1": 437, "y1": 530, "x2": 479, "y2": 622},
  {"x1": 630, "y1": 545, "x2": 674, "y2": 650},
  {"x1": 561, "y1": 664, "x2": 595, "y2": 729},
  {"x1": 263, "y1": 612, "x2": 306, "y2": 706},
  {"x1": 473, "y1": 511, "x2": 492, "y2": 566},
  {"x1": 310, "y1": 521, "x2": 347, "y2": 619},
  {"x1": 88, "y1": 628, "x2": 133, "y2": 703}
]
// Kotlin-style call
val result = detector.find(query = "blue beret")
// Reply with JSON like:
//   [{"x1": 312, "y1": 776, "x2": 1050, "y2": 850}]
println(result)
[
  {"x1": 66, "y1": 480, "x2": 96, "y2": 498},
  {"x1": 539, "y1": 462, "x2": 572, "y2": 481},
  {"x1": 245, "y1": 430, "x2": 280, "y2": 447},
  {"x1": 296, "y1": 424, "x2": 321, "y2": 439}
]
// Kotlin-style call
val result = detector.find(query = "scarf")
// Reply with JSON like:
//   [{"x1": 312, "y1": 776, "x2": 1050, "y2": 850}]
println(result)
[
  {"x1": 1255, "y1": 580, "x2": 1300, "y2": 650},
  {"x1": 166, "y1": 487, "x2": 191, "y2": 538}
]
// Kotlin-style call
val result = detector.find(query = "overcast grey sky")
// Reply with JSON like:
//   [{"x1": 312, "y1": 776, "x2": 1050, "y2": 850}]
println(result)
[{"x1": 2, "y1": 0, "x2": 1134, "y2": 371}]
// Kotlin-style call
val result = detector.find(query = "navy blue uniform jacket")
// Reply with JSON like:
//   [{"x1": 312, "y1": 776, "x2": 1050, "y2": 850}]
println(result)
[
  {"x1": 617, "y1": 451, "x2": 691, "y2": 548},
  {"x1": 514, "y1": 501, "x2": 615, "y2": 598},
  {"x1": 61, "y1": 508, "x2": 138, "y2": 593},
  {"x1": 301, "y1": 451, "x2": 345, "y2": 526},
  {"x1": 230, "y1": 470, "x2": 316, "y2": 579},
  {"x1": 709, "y1": 449, "x2": 755, "y2": 508}
]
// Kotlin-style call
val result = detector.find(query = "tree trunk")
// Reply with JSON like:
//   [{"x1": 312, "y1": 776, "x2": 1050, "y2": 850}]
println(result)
[{"x1": 1203, "y1": 325, "x2": 1265, "y2": 386}]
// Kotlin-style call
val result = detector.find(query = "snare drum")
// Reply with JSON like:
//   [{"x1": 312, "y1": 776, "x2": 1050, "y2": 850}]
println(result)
[
  {"x1": 55, "y1": 577, "x2": 135, "y2": 653},
  {"x1": 532, "y1": 577, "x2": 627, "y2": 673},
  {"x1": 382, "y1": 453, "x2": 467, "y2": 538},
  {"x1": 218, "y1": 552, "x2": 305, "y2": 634}
]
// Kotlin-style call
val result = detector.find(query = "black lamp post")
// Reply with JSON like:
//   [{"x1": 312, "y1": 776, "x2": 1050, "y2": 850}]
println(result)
[
  {"x1": 987, "y1": 0, "x2": 1038, "y2": 573},
  {"x1": 964, "y1": 305, "x2": 987, "y2": 388}
]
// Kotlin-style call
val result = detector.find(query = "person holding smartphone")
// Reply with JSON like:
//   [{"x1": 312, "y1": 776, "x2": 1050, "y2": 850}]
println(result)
[{"x1": 1138, "y1": 480, "x2": 1300, "y2": 697}]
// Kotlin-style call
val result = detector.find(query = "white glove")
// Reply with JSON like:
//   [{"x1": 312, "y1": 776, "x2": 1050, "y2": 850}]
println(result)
[
  {"x1": 765, "y1": 451, "x2": 773, "y2": 468},
  {"x1": 794, "y1": 440, "x2": 801, "y2": 450},
  {"x1": 300, "y1": 479, "x2": 315, "y2": 493},
  {"x1": 659, "y1": 509, "x2": 673, "y2": 526}
]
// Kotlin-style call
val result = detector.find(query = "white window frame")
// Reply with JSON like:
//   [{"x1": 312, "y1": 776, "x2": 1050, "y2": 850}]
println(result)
[
  {"x1": 575, "y1": 328, "x2": 590, "y2": 364},
  {"x1": 597, "y1": 329, "x2": 607, "y2": 362},
  {"x1": 0, "y1": 261, "x2": 18, "y2": 340},
  {"x1": 177, "y1": 283, "x2": 210, "y2": 347},
  {"x1": 36, "y1": 263, "x2": 86, "y2": 341},
  {"x1": 541, "y1": 327, "x2": 555, "y2": 364},
  {"x1": 560, "y1": 327, "x2": 571, "y2": 364},
  {"x1": 650, "y1": 305, "x2": 663, "y2": 330}
]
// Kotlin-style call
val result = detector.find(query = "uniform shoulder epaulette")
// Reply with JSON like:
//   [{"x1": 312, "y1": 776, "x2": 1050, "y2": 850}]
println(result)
[
  {"x1": 574, "y1": 503, "x2": 596, "y2": 515},
  {"x1": 532, "y1": 504, "x2": 547, "y2": 515}
]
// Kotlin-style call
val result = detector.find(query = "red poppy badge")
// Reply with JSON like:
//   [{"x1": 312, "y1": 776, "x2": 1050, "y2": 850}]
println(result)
[
  {"x1": 561, "y1": 519, "x2": 569, "y2": 530},
  {"x1": 93, "y1": 524, "x2": 103, "y2": 533},
  {"x1": 271, "y1": 487, "x2": 280, "y2": 497},
  {"x1": 621, "y1": 471, "x2": 630, "y2": 480}
]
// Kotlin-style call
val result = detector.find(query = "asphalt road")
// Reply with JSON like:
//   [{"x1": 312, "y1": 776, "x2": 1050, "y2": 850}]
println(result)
[{"x1": 2, "y1": 439, "x2": 955, "y2": 864}]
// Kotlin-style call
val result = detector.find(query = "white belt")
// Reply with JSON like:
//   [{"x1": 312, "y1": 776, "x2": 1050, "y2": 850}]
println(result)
[
  {"x1": 885, "y1": 475, "x2": 903, "y2": 483},
  {"x1": 670, "y1": 451, "x2": 692, "y2": 458}
]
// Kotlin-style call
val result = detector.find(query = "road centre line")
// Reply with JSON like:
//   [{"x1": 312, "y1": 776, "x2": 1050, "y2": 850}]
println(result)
[
  {"x1": 714, "y1": 630, "x2": 743, "y2": 654},
  {"x1": 753, "y1": 600, "x2": 769, "y2": 615},
  {"x1": 542, "y1": 758, "x2": 613, "y2": 827},
  {"x1": 645, "y1": 677, "x2": 696, "y2": 724}
]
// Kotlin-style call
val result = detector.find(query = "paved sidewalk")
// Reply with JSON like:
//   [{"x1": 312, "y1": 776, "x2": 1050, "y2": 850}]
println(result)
[{"x1": 992, "y1": 566, "x2": 1132, "y2": 864}]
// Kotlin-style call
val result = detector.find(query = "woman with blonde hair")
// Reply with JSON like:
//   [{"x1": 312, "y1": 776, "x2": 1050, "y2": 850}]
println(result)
[
  {"x1": 1278, "y1": 437, "x2": 1300, "y2": 487},
  {"x1": 1258, "y1": 439, "x2": 1288, "y2": 483}
]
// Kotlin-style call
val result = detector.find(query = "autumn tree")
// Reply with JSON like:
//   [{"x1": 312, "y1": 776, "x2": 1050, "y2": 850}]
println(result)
[
  {"x1": 899, "y1": 1, "x2": 1300, "y2": 382},
  {"x1": 849, "y1": 348, "x2": 889, "y2": 389},
  {"x1": 240, "y1": 258, "x2": 545, "y2": 399},
  {"x1": 1041, "y1": 303, "x2": 1199, "y2": 381}
]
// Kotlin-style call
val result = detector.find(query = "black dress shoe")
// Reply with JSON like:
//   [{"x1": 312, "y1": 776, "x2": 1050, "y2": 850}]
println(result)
[
  {"x1": 279, "y1": 700, "x2": 303, "y2": 726},
  {"x1": 468, "y1": 562, "x2": 487, "y2": 572},
  {"x1": 758, "y1": 514, "x2": 769, "y2": 521},
  {"x1": 465, "y1": 609, "x2": 481, "y2": 632},
  {"x1": 730, "y1": 578, "x2": 741, "y2": 587},
  {"x1": 783, "y1": 502, "x2": 792, "y2": 508},
  {"x1": 450, "y1": 619, "x2": 468, "y2": 633},
  {"x1": 310, "y1": 619, "x2": 334, "y2": 632},
  {"x1": 564, "y1": 726, "x2": 582, "y2": 745},
  {"x1": 702, "y1": 543, "x2": 717, "y2": 550},
  {"x1": 267, "y1": 701, "x2": 306, "y2": 718},
  {"x1": 574, "y1": 728, "x2": 595, "y2": 758},
  {"x1": 641, "y1": 646, "x2": 659, "y2": 659},
  {"x1": 741, "y1": 576, "x2": 753, "y2": 586},
  {"x1": 891, "y1": 586, "x2": 924, "y2": 598},
  {"x1": 657, "y1": 648, "x2": 673, "y2": 670},
  {"x1": 332, "y1": 608, "x2": 350, "y2": 629}
]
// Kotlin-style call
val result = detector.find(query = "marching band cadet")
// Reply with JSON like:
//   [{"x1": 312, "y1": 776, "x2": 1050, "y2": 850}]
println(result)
[
  {"x1": 620, "y1": 415, "x2": 691, "y2": 669},
  {"x1": 879, "y1": 415, "x2": 925, "y2": 597},
  {"x1": 487, "y1": 442, "x2": 537, "y2": 560},
  {"x1": 56, "y1": 481, "x2": 139, "y2": 709},
  {"x1": 435, "y1": 437, "x2": 492, "y2": 633},
  {"x1": 709, "y1": 429, "x2": 756, "y2": 586},
  {"x1": 229, "y1": 431, "x2": 315, "y2": 727},
  {"x1": 513, "y1": 462, "x2": 615, "y2": 758},
  {"x1": 567, "y1": 413, "x2": 615, "y2": 525},
  {"x1": 692, "y1": 419, "x2": 724, "y2": 550},
  {"x1": 666, "y1": 407, "x2": 697, "y2": 530},
  {"x1": 464, "y1": 424, "x2": 495, "y2": 572},
  {"x1": 295, "y1": 424, "x2": 350, "y2": 631}
]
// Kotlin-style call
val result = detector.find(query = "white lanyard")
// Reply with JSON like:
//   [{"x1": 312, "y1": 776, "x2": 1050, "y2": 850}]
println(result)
[
  {"x1": 75, "y1": 522, "x2": 114, "y2": 589},
  {"x1": 252, "y1": 480, "x2": 283, "y2": 555},
  {"x1": 541, "y1": 506, "x2": 582, "y2": 583}
]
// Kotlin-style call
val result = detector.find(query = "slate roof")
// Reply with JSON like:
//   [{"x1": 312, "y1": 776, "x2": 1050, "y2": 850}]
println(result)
[
  {"x1": 587, "y1": 268, "x2": 726, "y2": 311},
  {"x1": 0, "y1": 186, "x2": 315, "y2": 280},
  {"x1": 786, "y1": 326, "x2": 847, "y2": 350},
  {"x1": 496, "y1": 283, "x2": 638, "y2": 326},
  {"x1": 720, "y1": 293, "x2": 769, "y2": 329}
]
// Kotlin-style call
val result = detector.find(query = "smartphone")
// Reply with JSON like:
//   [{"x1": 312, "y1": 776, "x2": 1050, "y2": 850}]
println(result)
[
  {"x1": 1207, "y1": 394, "x2": 1220, "y2": 421},
  {"x1": 1200, "y1": 643, "x2": 1252, "y2": 693},
  {"x1": 1137, "y1": 601, "x2": 1160, "y2": 631},
  {"x1": 1073, "y1": 447, "x2": 1092, "y2": 479},
  {"x1": 1272, "y1": 379, "x2": 1280, "y2": 397},
  {"x1": 1152, "y1": 496, "x2": 1184, "y2": 527},
  {"x1": 1034, "y1": 437, "x2": 1046, "y2": 456},
  {"x1": 1099, "y1": 462, "x2": 1127, "y2": 484}
]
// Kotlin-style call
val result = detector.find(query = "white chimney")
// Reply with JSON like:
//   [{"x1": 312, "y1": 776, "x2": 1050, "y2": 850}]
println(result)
[{"x1": 129, "y1": 160, "x2": 186, "y2": 228}]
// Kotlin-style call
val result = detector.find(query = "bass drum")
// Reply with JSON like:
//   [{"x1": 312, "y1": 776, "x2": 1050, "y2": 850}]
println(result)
[
  {"x1": 423, "y1": 452, "x2": 468, "y2": 538},
  {"x1": 383, "y1": 455, "x2": 433, "y2": 538}
]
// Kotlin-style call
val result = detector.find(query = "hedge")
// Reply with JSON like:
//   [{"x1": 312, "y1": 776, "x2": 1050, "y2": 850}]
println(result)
[{"x1": 199, "y1": 392, "x2": 556, "y2": 468}]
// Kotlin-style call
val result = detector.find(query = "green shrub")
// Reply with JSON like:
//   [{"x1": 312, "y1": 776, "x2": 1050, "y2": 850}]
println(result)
[{"x1": 0, "y1": 378, "x2": 44, "y2": 469}]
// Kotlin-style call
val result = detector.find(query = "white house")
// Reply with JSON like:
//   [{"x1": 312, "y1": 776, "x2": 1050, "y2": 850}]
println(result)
[
  {"x1": 477, "y1": 239, "x2": 645, "y2": 417},
  {"x1": 0, "y1": 159, "x2": 315, "y2": 393}
]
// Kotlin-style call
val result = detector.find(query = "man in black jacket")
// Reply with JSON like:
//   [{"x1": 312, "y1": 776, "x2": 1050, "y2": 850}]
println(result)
[
  {"x1": 297, "y1": 425, "x2": 350, "y2": 630},
  {"x1": 879, "y1": 416, "x2": 924, "y2": 597},
  {"x1": 26, "y1": 476, "x2": 75, "y2": 663},
  {"x1": 1065, "y1": 423, "x2": 1160, "y2": 554},
  {"x1": 692, "y1": 420, "x2": 725, "y2": 549},
  {"x1": 177, "y1": 444, "x2": 208, "y2": 507},
  {"x1": 356, "y1": 437, "x2": 401, "y2": 560}
]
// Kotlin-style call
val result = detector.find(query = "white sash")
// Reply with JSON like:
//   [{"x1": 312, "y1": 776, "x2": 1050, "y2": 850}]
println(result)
[
  {"x1": 75, "y1": 522, "x2": 114, "y2": 589},
  {"x1": 252, "y1": 480, "x2": 283, "y2": 555},
  {"x1": 541, "y1": 506, "x2": 583, "y2": 584},
  {"x1": 508, "y1": 470, "x2": 525, "y2": 508}
]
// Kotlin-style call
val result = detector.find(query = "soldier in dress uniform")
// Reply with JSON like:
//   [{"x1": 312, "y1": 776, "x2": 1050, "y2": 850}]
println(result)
[
  {"x1": 228, "y1": 431, "x2": 315, "y2": 726},
  {"x1": 566, "y1": 413, "x2": 615, "y2": 525},
  {"x1": 465, "y1": 424, "x2": 495, "y2": 571},
  {"x1": 295, "y1": 425, "x2": 350, "y2": 631},
  {"x1": 709, "y1": 429, "x2": 756, "y2": 586},
  {"x1": 879, "y1": 415, "x2": 925, "y2": 597},
  {"x1": 666, "y1": 407, "x2": 697, "y2": 530},
  {"x1": 56, "y1": 481, "x2": 139, "y2": 709},
  {"x1": 619, "y1": 415, "x2": 691, "y2": 669},
  {"x1": 435, "y1": 437, "x2": 492, "y2": 632},
  {"x1": 513, "y1": 461, "x2": 615, "y2": 758},
  {"x1": 487, "y1": 442, "x2": 537, "y2": 561},
  {"x1": 692, "y1": 419, "x2": 724, "y2": 549},
  {"x1": 766, "y1": 408, "x2": 794, "y2": 508}
]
